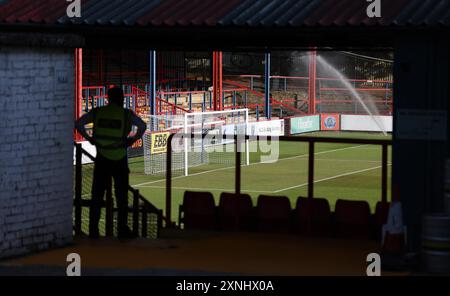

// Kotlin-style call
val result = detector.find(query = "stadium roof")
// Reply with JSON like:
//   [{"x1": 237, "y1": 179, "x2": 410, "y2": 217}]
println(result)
[{"x1": 0, "y1": 0, "x2": 449, "y2": 28}]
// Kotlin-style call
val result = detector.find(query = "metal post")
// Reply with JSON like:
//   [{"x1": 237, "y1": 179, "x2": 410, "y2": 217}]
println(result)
[
  {"x1": 141, "y1": 210, "x2": 148, "y2": 238},
  {"x1": 317, "y1": 79, "x2": 320, "y2": 112},
  {"x1": 102, "y1": 86, "x2": 106, "y2": 106},
  {"x1": 222, "y1": 92, "x2": 225, "y2": 109},
  {"x1": 189, "y1": 93, "x2": 192, "y2": 111},
  {"x1": 133, "y1": 189, "x2": 139, "y2": 235},
  {"x1": 74, "y1": 48, "x2": 83, "y2": 142},
  {"x1": 308, "y1": 50, "x2": 317, "y2": 114},
  {"x1": 122, "y1": 85, "x2": 127, "y2": 108},
  {"x1": 385, "y1": 82, "x2": 389, "y2": 107},
  {"x1": 95, "y1": 88, "x2": 99, "y2": 107},
  {"x1": 202, "y1": 93, "x2": 206, "y2": 112},
  {"x1": 382, "y1": 144, "x2": 388, "y2": 203},
  {"x1": 256, "y1": 105, "x2": 259, "y2": 121},
  {"x1": 219, "y1": 52, "x2": 223, "y2": 110},
  {"x1": 105, "y1": 176, "x2": 113, "y2": 237},
  {"x1": 212, "y1": 51, "x2": 223, "y2": 111},
  {"x1": 250, "y1": 77, "x2": 253, "y2": 90},
  {"x1": 264, "y1": 52, "x2": 271, "y2": 119},
  {"x1": 166, "y1": 134, "x2": 173, "y2": 226},
  {"x1": 235, "y1": 140, "x2": 241, "y2": 195},
  {"x1": 307, "y1": 141, "x2": 315, "y2": 200},
  {"x1": 213, "y1": 52, "x2": 217, "y2": 110},
  {"x1": 74, "y1": 143, "x2": 82, "y2": 235},
  {"x1": 85, "y1": 90, "x2": 89, "y2": 112},
  {"x1": 306, "y1": 141, "x2": 313, "y2": 234},
  {"x1": 232, "y1": 91, "x2": 236, "y2": 108},
  {"x1": 209, "y1": 91, "x2": 212, "y2": 109},
  {"x1": 244, "y1": 91, "x2": 248, "y2": 108},
  {"x1": 284, "y1": 78, "x2": 287, "y2": 92}
]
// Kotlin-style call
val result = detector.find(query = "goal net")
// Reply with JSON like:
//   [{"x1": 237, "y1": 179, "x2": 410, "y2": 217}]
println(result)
[{"x1": 143, "y1": 109, "x2": 249, "y2": 176}]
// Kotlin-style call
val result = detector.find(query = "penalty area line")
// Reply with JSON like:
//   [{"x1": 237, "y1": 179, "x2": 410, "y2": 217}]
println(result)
[{"x1": 273, "y1": 164, "x2": 392, "y2": 193}]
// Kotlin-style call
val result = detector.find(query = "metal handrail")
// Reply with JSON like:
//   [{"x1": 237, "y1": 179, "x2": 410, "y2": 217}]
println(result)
[{"x1": 73, "y1": 143, "x2": 163, "y2": 237}]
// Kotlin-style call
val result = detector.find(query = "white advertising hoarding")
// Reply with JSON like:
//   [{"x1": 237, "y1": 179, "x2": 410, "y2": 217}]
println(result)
[
  {"x1": 341, "y1": 115, "x2": 392, "y2": 132},
  {"x1": 248, "y1": 119, "x2": 285, "y2": 136}
]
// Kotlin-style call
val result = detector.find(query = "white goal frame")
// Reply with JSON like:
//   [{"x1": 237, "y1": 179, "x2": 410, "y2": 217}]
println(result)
[{"x1": 183, "y1": 108, "x2": 250, "y2": 176}]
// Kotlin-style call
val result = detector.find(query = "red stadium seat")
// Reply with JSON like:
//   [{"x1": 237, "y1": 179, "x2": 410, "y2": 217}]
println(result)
[
  {"x1": 296, "y1": 197, "x2": 331, "y2": 236},
  {"x1": 335, "y1": 199, "x2": 371, "y2": 239},
  {"x1": 180, "y1": 191, "x2": 216, "y2": 230},
  {"x1": 373, "y1": 201, "x2": 390, "y2": 240},
  {"x1": 218, "y1": 193, "x2": 254, "y2": 231},
  {"x1": 256, "y1": 195, "x2": 292, "y2": 233}
]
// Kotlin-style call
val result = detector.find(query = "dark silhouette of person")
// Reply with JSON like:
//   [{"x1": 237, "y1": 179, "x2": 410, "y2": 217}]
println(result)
[{"x1": 75, "y1": 87, "x2": 146, "y2": 239}]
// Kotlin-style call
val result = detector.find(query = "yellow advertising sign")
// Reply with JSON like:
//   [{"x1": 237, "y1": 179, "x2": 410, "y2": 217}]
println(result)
[{"x1": 151, "y1": 132, "x2": 170, "y2": 154}]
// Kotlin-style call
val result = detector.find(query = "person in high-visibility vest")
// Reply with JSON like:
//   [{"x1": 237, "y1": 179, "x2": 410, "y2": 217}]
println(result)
[{"x1": 75, "y1": 87, "x2": 146, "y2": 239}]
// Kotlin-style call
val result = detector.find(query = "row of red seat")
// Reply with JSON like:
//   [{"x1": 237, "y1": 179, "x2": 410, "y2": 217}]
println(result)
[{"x1": 179, "y1": 191, "x2": 390, "y2": 240}]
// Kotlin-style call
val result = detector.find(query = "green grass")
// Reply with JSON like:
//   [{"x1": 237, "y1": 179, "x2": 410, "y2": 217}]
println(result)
[{"x1": 127, "y1": 131, "x2": 392, "y2": 223}]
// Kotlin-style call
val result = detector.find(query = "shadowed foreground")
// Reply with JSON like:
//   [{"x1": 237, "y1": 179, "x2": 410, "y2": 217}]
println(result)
[{"x1": 1, "y1": 230, "x2": 407, "y2": 276}]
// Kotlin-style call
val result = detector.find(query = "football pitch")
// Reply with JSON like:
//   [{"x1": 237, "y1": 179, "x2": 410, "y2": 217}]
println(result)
[{"x1": 127, "y1": 131, "x2": 392, "y2": 222}]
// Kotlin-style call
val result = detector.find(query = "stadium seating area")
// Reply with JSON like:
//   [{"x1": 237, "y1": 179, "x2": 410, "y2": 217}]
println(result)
[{"x1": 179, "y1": 191, "x2": 390, "y2": 240}]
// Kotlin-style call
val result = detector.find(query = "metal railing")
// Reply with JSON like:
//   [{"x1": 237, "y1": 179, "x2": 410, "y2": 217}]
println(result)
[
  {"x1": 74, "y1": 143, "x2": 162, "y2": 238},
  {"x1": 165, "y1": 134, "x2": 392, "y2": 226}
]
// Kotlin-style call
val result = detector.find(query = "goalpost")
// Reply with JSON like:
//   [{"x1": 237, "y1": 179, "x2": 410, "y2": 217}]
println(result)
[{"x1": 143, "y1": 108, "x2": 250, "y2": 177}]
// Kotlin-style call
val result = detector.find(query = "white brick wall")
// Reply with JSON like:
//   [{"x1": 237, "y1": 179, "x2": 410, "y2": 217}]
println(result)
[{"x1": 0, "y1": 46, "x2": 74, "y2": 258}]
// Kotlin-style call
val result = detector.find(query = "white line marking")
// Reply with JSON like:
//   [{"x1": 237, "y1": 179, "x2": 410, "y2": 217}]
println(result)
[
  {"x1": 273, "y1": 164, "x2": 392, "y2": 193},
  {"x1": 132, "y1": 144, "x2": 368, "y2": 187},
  {"x1": 137, "y1": 164, "x2": 391, "y2": 194},
  {"x1": 315, "y1": 158, "x2": 389, "y2": 163},
  {"x1": 136, "y1": 185, "x2": 273, "y2": 193}
]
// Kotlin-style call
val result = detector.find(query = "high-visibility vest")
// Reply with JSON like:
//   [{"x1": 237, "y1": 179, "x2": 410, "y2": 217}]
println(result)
[{"x1": 93, "y1": 104, "x2": 131, "y2": 160}]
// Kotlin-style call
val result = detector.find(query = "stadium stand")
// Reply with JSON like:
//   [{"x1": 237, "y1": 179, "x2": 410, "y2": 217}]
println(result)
[
  {"x1": 218, "y1": 193, "x2": 254, "y2": 232},
  {"x1": 295, "y1": 197, "x2": 332, "y2": 237},
  {"x1": 177, "y1": 190, "x2": 391, "y2": 241},
  {"x1": 256, "y1": 195, "x2": 292, "y2": 233},
  {"x1": 179, "y1": 191, "x2": 216, "y2": 230},
  {"x1": 335, "y1": 199, "x2": 371, "y2": 239}
]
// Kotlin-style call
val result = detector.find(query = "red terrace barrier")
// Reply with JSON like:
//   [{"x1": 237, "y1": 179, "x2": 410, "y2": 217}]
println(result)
[
  {"x1": 159, "y1": 88, "x2": 247, "y2": 96},
  {"x1": 224, "y1": 74, "x2": 393, "y2": 84},
  {"x1": 317, "y1": 100, "x2": 392, "y2": 104},
  {"x1": 320, "y1": 87, "x2": 392, "y2": 92},
  {"x1": 224, "y1": 79, "x2": 306, "y2": 115}
]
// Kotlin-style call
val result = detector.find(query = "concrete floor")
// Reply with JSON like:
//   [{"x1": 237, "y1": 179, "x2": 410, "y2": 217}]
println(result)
[{"x1": 1, "y1": 230, "x2": 408, "y2": 276}]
